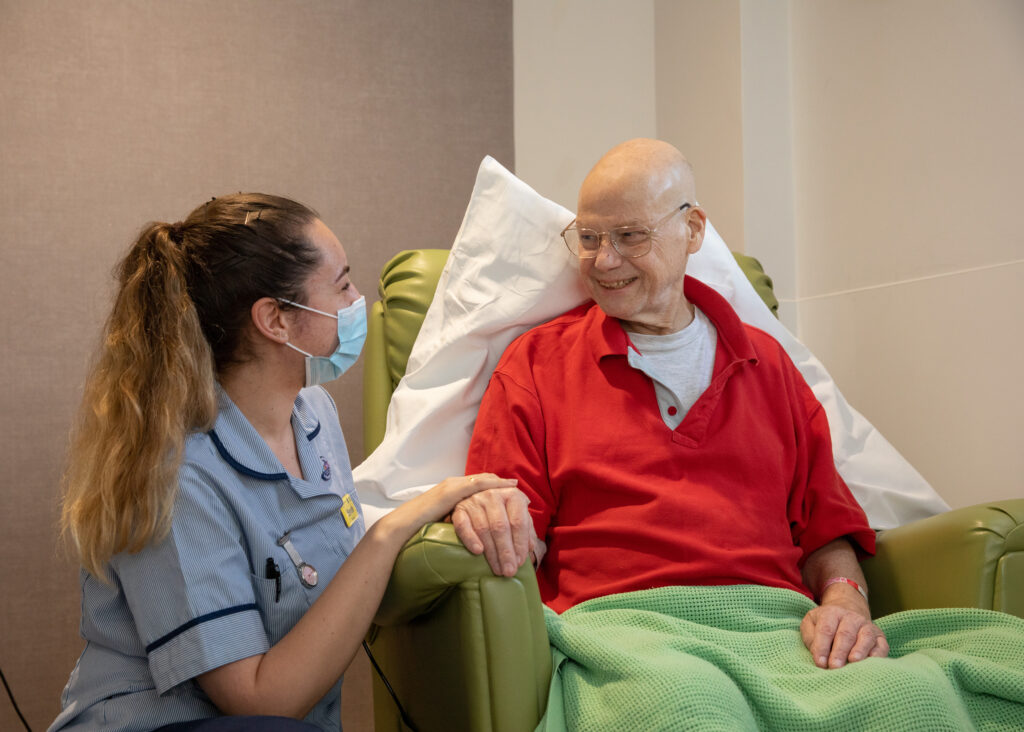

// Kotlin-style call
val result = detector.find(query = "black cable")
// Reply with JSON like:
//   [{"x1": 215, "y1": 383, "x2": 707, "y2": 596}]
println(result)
[
  {"x1": 361, "y1": 640, "x2": 418, "y2": 732},
  {"x1": 0, "y1": 664, "x2": 32, "y2": 732}
]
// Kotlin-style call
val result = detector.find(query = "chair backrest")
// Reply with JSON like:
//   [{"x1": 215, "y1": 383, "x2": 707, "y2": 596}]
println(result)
[{"x1": 363, "y1": 248, "x2": 779, "y2": 453}]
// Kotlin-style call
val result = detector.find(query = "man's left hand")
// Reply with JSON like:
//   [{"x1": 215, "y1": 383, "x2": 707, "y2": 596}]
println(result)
[{"x1": 800, "y1": 590, "x2": 889, "y2": 669}]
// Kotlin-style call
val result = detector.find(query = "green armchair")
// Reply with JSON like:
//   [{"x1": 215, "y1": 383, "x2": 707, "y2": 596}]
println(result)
[{"x1": 363, "y1": 249, "x2": 1024, "y2": 732}]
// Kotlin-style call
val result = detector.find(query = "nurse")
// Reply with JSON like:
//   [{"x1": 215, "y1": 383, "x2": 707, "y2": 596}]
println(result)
[{"x1": 52, "y1": 194, "x2": 520, "y2": 731}]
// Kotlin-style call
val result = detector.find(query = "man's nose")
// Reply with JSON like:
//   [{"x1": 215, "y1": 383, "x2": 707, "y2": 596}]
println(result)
[{"x1": 593, "y1": 234, "x2": 622, "y2": 268}]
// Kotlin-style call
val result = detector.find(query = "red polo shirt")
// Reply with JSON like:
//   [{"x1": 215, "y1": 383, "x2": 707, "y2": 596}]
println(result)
[{"x1": 466, "y1": 276, "x2": 874, "y2": 613}]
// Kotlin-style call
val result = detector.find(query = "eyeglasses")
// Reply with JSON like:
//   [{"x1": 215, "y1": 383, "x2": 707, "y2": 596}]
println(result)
[{"x1": 561, "y1": 203, "x2": 692, "y2": 259}]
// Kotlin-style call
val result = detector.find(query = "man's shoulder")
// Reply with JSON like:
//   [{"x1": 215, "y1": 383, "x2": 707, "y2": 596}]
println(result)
[
  {"x1": 685, "y1": 277, "x2": 790, "y2": 367},
  {"x1": 741, "y1": 321, "x2": 788, "y2": 357},
  {"x1": 532, "y1": 300, "x2": 597, "y2": 333},
  {"x1": 499, "y1": 301, "x2": 598, "y2": 362},
  {"x1": 687, "y1": 282, "x2": 807, "y2": 391},
  {"x1": 732, "y1": 321, "x2": 822, "y2": 417}
]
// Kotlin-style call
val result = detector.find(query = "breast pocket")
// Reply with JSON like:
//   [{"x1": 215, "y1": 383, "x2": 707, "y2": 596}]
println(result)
[
  {"x1": 275, "y1": 521, "x2": 347, "y2": 605},
  {"x1": 249, "y1": 562, "x2": 309, "y2": 646}
]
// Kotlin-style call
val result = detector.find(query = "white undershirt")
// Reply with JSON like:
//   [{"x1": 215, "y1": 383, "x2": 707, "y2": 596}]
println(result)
[{"x1": 626, "y1": 307, "x2": 718, "y2": 430}]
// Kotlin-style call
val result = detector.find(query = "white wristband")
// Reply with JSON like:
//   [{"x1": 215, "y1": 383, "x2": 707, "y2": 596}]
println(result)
[{"x1": 822, "y1": 576, "x2": 868, "y2": 602}]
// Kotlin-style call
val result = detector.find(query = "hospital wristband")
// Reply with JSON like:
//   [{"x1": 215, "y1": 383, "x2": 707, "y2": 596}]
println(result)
[{"x1": 822, "y1": 576, "x2": 868, "y2": 602}]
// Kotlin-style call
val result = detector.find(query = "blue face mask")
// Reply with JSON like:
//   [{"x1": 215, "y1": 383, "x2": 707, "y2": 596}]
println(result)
[{"x1": 280, "y1": 296, "x2": 367, "y2": 387}]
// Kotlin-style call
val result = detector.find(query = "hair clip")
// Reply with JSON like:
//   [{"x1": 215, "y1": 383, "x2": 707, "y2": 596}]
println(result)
[{"x1": 244, "y1": 209, "x2": 262, "y2": 226}]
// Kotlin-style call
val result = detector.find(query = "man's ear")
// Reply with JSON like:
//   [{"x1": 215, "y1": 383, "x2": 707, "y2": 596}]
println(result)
[
  {"x1": 250, "y1": 297, "x2": 291, "y2": 345},
  {"x1": 685, "y1": 206, "x2": 707, "y2": 255}
]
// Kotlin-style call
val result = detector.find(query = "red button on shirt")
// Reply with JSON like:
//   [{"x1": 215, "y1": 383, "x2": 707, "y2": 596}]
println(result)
[{"x1": 667, "y1": 406, "x2": 678, "y2": 416}]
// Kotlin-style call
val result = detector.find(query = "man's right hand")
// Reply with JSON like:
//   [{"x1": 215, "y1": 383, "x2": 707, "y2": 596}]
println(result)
[{"x1": 450, "y1": 486, "x2": 538, "y2": 576}]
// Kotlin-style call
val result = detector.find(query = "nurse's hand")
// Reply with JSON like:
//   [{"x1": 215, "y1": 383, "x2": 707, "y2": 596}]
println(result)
[
  {"x1": 385, "y1": 474, "x2": 514, "y2": 549},
  {"x1": 418, "y1": 473, "x2": 517, "y2": 520},
  {"x1": 450, "y1": 487, "x2": 536, "y2": 577}
]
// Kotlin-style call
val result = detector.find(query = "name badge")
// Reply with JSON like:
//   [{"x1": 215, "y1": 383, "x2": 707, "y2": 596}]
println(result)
[{"x1": 340, "y1": 493, "x2": 359, "y2": 527}]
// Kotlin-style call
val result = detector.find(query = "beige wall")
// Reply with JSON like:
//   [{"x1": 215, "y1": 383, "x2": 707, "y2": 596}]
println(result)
[
  {"x1": 655, "y1": 0, "x2": 746, "y2": 254},
  {"x1": 516, "y1": 0, "x2": 1023, "y2": 510},
  {"x1": 788, "y1": 0, "x2": 1023, "y2": 508},
  {"x1": 513, "y1": 0, "x2": 657, "y2": 211},
  {"x1": 0, "y1": 2, "x2": 512, "y2": 729}
]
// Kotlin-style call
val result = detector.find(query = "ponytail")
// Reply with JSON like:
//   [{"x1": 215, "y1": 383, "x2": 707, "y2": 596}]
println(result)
[
  {"x1": 61, "y1": 222, "x2": 218, "y2": 577},
  {"x1": 61, "y1": 194, "x2": 319, "y2": 576}
]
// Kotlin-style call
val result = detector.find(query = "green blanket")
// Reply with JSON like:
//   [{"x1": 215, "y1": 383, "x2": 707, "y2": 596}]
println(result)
[{"x1": 537, "y1": 585, "x2": 1024, "y2": 731}]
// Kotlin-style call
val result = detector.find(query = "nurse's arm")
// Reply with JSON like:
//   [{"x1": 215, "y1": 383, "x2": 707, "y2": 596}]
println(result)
[{"x1": 196, "y1": 473, "x2": 515, "y2": 720}]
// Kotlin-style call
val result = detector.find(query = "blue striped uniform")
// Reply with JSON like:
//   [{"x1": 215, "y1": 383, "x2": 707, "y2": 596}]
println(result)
[{"x1": 50, "y1": 386, "x2": 366, "y2": 731}]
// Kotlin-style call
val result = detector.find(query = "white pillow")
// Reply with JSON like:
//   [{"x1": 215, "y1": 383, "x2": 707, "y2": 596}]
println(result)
[{"x1": 353, "y1": 156, "x2": 949, "y2": 529}]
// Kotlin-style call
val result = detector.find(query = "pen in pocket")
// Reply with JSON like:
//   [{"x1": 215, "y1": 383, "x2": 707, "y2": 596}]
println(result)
[{"x1": 265, "y1": 557, "x2": 281, "y2": 602}]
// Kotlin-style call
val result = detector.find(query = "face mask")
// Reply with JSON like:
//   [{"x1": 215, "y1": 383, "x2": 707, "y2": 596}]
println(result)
[{"x1": 280, "y1": 296, "x2": 367, "y2": 387}]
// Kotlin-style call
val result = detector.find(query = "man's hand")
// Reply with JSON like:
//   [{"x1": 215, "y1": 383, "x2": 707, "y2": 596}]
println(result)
[
  {"x1": 800, "y1": 583, "x2": 889, "y2": 669},
  {"x1": 800, "y1": 537, "x2": 888, "y2": 669},
  {"x1": 449, "y1": 486, "x2": 537, "y2": 577}
]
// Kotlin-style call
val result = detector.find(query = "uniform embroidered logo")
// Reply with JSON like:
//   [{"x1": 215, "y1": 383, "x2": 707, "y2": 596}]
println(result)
[{"x1": 320, "y1": 457, "x2": 331, "y2": 481}]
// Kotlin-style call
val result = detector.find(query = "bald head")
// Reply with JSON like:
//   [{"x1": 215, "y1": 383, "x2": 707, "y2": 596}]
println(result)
[{"x1": 579, "y1": 138, "x2": 696, "y2": 214}]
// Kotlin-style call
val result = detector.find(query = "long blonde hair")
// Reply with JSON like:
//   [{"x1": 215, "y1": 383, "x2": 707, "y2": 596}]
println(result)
[{"x1": 61, "y1": 194, "x2": 319, "y2": 577}]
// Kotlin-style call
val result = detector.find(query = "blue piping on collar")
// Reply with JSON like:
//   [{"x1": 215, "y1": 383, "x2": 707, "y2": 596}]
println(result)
[{"x1": 209, "y1": 429, "x2": 288, "y2": 481}]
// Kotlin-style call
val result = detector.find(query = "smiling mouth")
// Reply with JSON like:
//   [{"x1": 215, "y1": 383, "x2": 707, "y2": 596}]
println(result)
[{"x1": 595, "y1": 277, "x2": 637, "y2": 290}]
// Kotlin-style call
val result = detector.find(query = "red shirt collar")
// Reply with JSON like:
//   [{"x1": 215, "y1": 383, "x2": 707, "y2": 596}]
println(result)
[{"x1": 585, "y1": 275, "x2": 759, "y2": 366}]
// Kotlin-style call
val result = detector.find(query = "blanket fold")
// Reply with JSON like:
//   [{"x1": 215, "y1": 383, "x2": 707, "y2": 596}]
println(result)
[{"x1": 537, "y1": 585, "x2": 1024, "y2": 731}]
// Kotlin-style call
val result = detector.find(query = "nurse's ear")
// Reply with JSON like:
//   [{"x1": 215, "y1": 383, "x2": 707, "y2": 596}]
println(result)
[{"x1": 250, "y1": 297, "x2": 292, "y2": 345}]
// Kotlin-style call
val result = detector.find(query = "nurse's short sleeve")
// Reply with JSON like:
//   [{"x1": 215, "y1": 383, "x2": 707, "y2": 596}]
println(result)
[{"x1": 113, "y1": 463, "x2": 269, "y2": 694}]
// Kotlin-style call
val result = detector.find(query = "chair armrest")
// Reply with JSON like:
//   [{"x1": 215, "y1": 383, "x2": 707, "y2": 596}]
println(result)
[
  {"x1": 861, "y1": 499, "x2": 1024, "y2": 618},
  {"x1": 369, "y1": 523, "x2": 551, "y2": 732},
  {"x1": 375, "y1": 522, "x2": 541, "y2": 624}
]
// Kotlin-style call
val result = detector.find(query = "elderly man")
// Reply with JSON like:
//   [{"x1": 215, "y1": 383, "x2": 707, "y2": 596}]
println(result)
[{"x1": 455, "y1": 138, "x2": 887, "y2": 671}]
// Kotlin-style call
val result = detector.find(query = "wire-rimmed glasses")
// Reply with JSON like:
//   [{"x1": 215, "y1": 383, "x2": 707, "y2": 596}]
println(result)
[{"x1": 561, "y1": 203, "x2": 692, "y2": 259}]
